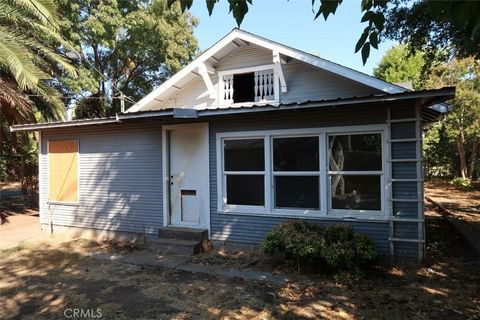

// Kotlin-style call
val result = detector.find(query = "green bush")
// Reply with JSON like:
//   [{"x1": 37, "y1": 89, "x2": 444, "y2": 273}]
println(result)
[
  {"x1": 261, "y1": 221, "x2": 378, "y2": 274},
  {"x1": 450, "y1": 177, "x2": 472, "y2": 190},
  {"x1": 261, "y1": 221, "x2": 325, "y2": 264},
  {"x1": 321, "y1": 225, "x2": 378, "y2": 271}
]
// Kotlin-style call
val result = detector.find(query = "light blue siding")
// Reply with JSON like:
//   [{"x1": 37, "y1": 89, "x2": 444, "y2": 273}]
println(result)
[
  {"x1": 392, "y1": 162, "x2": 417, "y2": 179},
  {"x1": 38, "y1": 103, "x2": 423, "y2": 259},
  {"x1": 389, "y1": 104, "x2": 424, "y2": 258},
  {"x1": 40, "y1": 123, "x2": 163, "y2": 235},
  {"x1": 392, "y1": 142, "x2": 417, "y2": 159},
  {"x1": 209, "y1": 105, "x2": 391, "y2": 255}
]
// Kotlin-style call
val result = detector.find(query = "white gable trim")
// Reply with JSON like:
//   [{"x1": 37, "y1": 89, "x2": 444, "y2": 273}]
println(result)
[{"x1": 126, "y1": 29, "x2": 405, "y2": 113}]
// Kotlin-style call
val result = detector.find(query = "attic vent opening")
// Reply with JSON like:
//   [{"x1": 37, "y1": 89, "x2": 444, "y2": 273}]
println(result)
[
  {"x1": 222, "y1": 69, "x2": 276, "y2": 105},
  {"x1": 233, "y1": 73, "x2": 255, "y2": 103}
]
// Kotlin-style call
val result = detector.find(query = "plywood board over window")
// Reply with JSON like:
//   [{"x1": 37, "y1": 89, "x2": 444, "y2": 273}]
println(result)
[{"x1": 48, "y1": 140, "x2": 79, "y2": 203}]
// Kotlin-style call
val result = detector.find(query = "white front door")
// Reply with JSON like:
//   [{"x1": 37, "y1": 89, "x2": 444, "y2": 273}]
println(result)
[{"x1": 166, "y1": 123, "x2": 209, "y2": 228}]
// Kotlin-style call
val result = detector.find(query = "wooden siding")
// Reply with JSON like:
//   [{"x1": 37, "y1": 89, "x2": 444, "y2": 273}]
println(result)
[
  {"x1": 280, "y1": 60, "x2": 380, "y2": 104},
  {"x1": 40, "y1": 123, "x2": 163, "y2": 235},
  {"x1": 209, "y1": 106, "x2": 392, "y2": 254},
  {"x1": 389, "y1": 104, "x2": 424, "y2": 259},
  {"x1": 38, "y1": 102, "x2": 423, "y2": 258},
  {"x1": 150, "y1": 44, "x2": 382, "y2": 110}
]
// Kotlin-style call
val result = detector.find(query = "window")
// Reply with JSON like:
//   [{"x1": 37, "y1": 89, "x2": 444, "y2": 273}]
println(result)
[
  {"x1": 223, "y1": 139, "x2": 265, "y2": 206},
  {"x1": 328, "y1": 133, "x2": 382, "y2": 211},
  {"x1": 218, "y1": 126, "x2": 386, "y2": 218},
  {"x1": 48, "y1": 140, "x2": 79, "y2": 203},
  {"x1": 220, "y1": 66, "x2": 277, "y2": 105},
  {"x1": 273, "y1": 137, "x2": 320, "y2": 209}
]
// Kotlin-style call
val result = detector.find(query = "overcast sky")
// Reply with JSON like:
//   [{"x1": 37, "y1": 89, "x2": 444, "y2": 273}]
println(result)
[{"x1": 189, "y1": 0, "x2": 397, "y2": 75}]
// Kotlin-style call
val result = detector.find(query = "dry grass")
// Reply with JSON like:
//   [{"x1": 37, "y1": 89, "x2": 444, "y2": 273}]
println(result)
[
  {"x1": 1, "y1": 207, "x2": 479, "y2": 319},
  {"x1": 426, "y1": 179, "x2": 480, "y2": 240}
]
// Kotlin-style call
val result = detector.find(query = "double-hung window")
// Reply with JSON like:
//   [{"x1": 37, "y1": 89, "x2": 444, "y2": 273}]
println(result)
[
  {"x1": 218, "y1": 126, "x2": 386, "y2": 218},
  {"x1": 328, "y1": 133, "x2": 383, "y2": 213},
  {"x1": 272, "y1": 137, "x2": 320, "y2": 210},
  {"x1": 223, "y1": 138, "x2": 266, "y2": 209}
]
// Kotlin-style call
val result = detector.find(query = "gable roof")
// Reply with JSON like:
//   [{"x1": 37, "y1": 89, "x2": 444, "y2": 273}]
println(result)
[{"x1": 126, "y1": 28, "x2": 408, "y2": 113}]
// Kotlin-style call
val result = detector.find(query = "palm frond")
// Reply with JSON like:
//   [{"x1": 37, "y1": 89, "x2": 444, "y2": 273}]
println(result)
[
  {"x1": 0, "y1": 76, "x2": 35, "y2": 125},
  {"x1": 8, "y1": 0, "x2": 59, "y2": 28},
  {"x1": 0, "y1": 30, "x2": 51, "y2": 90},
  {"x1": 29, "y1": 81, "x2": 65, "y2": 120},
  {"x1": 0, "y1": 0, "x2": 78, "y2": 123}
]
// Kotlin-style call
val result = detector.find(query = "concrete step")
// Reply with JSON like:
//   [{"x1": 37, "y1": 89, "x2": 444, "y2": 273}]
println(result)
[
  {"x1": 158, "y1": 227, "x2": 208, "y2": 242},
  {"x1": 149, "y1": 238, "x2": 203, "y2": 255}
]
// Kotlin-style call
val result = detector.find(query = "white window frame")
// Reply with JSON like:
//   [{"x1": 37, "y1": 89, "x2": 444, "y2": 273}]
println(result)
[
  {"x1": 271, "y1": 134, "x2": 323, "y2": 215},
  {"x1": 327, "y1": 131, "x2": 385, "y2": 217},
  {"x1": 216, "y1": 124, "x2": 389, "y2": 221},
  {"x1": 218, "y1": 64, "x2": 279, "y2": 108},
  {"x1": 221, "y1": 136, "x2": 270, "y2": 214}
]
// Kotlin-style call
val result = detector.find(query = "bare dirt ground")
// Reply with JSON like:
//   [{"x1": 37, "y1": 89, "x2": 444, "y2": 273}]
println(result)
[
  {"x1": 1, "y1": 203, "x2": 479, "y2": 320},
  {"x1": 0, "y1": 181, "x2": 38, "y2": 225},
  {"x1": 425, "y1": 180, "x2": 480, "y2": 242}
]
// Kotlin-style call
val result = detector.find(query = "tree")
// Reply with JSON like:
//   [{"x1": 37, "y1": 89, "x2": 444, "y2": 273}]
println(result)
[
  {"x1": 373, "y1": 45, "x2": 426, "y2": 90},
  {"x1": 382, "y1": 0, "x2": 480, "y2": 62},
  {"x1": 0, "y1": 0, "x2": 76, "y2": 122},
  {"x1": 0, "y1": 0, "x2": 77, "y2": 183},
  {"x1": 57, "y1": 0, "x2": 199, "y2": 117},
  {"x1": 425, "y1": 58, "x2": 480, "y2": 180},
  {"x1": 168, "y1": 0, "x2": 480, "y2": 64}
]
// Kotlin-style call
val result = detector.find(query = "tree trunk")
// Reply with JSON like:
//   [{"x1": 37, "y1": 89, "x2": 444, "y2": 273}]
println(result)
[
  {"x1": 469, "y1": 135, "x2": 479, "y2": 180},
  {"x1": 457, "y1": 132, "x2": 468, "y2": 179}
]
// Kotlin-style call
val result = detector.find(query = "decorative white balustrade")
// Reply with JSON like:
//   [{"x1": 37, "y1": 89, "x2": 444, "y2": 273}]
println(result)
[
  {"x1": 223, "y1": 74, "x2": 234, "y2": 103},
  {"x1": 254, "y1": 70, "x2": 275, "y2": 102},
  {"x1": 222, "y1": 69, "x2": 275, "y2": 104}
]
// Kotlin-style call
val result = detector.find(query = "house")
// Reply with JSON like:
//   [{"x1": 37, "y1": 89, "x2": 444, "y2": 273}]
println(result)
[{"x1": 11, "y1": 29, "x2": 454, "y2": 261}]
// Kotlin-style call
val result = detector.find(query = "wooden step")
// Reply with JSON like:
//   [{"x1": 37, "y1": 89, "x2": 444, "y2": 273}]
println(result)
[
  {"x1": 158, "y1": 227, "x2": 208, "y2": 242},
  {"x1": 149, "y1": 238, "x2": 203, "y2": 255}
]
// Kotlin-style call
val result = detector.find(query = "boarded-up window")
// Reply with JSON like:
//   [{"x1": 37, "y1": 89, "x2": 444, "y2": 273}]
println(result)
[{"x1": 48, "y1": 140, "x2": 78, "y2": 202}]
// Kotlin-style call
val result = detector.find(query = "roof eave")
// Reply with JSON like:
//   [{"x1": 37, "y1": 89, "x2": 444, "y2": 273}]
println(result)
[{"x1": 10, "y1": 87, "x2": 455, "y2": 132}]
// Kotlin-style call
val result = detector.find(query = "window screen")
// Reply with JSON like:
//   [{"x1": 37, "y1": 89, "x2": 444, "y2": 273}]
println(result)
[{"x1": 48, "y1": 140, "x2": 79, "y2": 202}]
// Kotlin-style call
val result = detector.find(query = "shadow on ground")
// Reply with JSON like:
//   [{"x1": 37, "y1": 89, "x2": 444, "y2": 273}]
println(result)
[
  {"x1": 1, "y1": 210, "x2": 479, "y2": 320},
  {"x1": 1, "y1": 182, "x2": 38, "y2": 225}
]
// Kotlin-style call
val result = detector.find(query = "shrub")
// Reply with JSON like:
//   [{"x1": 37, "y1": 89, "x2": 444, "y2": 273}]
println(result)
[
  {"x1": 261, "y1": 221, "x2": 378, "y2": 274},
  {"x1": 450, "y1": 177, "x2": 473, "y2": 190},
  {"x1": 321, "y1": 225, "x2": 378, "y2": 271},
  {"x1": 261, "y1": 221, "x2": 325, "y2": 268}
]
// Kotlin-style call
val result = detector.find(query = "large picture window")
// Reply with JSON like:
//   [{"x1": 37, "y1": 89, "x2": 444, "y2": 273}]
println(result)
[
  {"x1": 218, "y1": 126, "x2": 386, "y2": 218},
  {"x1": 328, "y1": 133, "x2": 382, "y2": 211}
]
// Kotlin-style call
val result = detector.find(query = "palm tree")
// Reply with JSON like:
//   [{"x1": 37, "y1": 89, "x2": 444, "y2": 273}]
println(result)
[
  {"x1": 0, "y1": 0, "x2": 77, "y2": 182},
  {"x1": 0, "y1": 0, "x2": 77, "y2": 123}
]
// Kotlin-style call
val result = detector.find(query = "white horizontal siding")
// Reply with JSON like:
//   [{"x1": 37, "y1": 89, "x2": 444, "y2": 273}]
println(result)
[
  {"x1": 280, "y1": 60, "x2": 379, "y2": 103},
  {"x1": 149, "y1": 44, "x2": 382, "y2": 111}
]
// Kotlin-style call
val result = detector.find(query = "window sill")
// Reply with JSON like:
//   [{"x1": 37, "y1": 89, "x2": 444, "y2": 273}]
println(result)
[
  {"x1": 221, "y1": 100, "x2": 279, "y2": 108},
  {"x1": 47, "y1": 201, "x2": 80, "y2": 207},
  {"x1": 217, "y1": 210, "x2": 388, "y2": 222}
]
